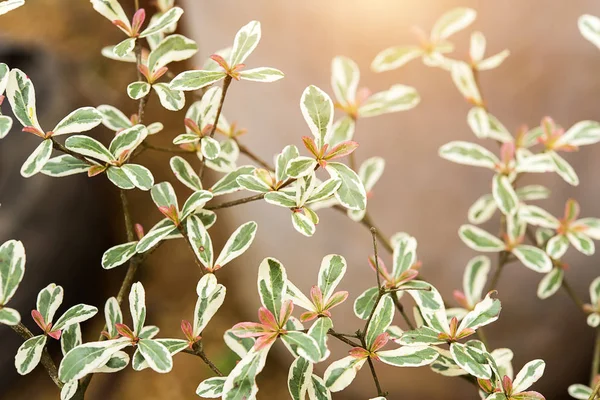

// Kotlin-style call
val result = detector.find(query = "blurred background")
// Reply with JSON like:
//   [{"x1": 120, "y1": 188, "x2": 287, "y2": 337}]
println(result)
[{"x1": 2, "y1": 0, "x2": 600, "y2": 398}]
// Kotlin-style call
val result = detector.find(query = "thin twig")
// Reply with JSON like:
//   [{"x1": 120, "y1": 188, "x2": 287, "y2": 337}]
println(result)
[
  {"x1": 360, "y1": 334, "x2": 385, "y2": 397},
  {"x1": 592, "y1": 328, "x2": 600, "y2": 387},
  {"x1": 142, "y1": 142, "x2": 195, "y2": 154},
  {"x1": 327, "y1": 329, "x2": 362, "y2": 348},
  {"x1": 192, "y1": 342, "x2": 224, "y2": 376},
  {"x1": 199, "y1": 75, "x2": 233, "y2": 179},
  {"x1": 590, "y1": 378, "x2": 600, "y2": 400},
  {"x1": 562, "y1": 277, "x2": 587, "y2": 314},
  {"x1": 391, "y1": 293, "x2": 415, "y2": 330},
  {"x1": 10, "y1": 323, "x2": 63, "y2": 388},
  {"x1": 176, "y1": 224, "x2": 206, "y2": 275},
  {"x1": 236, "y1": 139, "x2": 273, "y2": 170}
]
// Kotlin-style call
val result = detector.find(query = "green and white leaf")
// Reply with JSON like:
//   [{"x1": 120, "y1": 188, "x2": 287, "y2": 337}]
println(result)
[
  {"x1": 65, "y1": 135, "x2": 114, "y2": 163},
  {"x1": 240, "y1": 67, "x2": 284, "y2": 82},
  {"x1": 323, "y1": 356, "x2": 366, "y2": 392},
  {"x1": 512, "y1": 359, "x2": 545, "y2": 393},
  {"x1": 281, "y1": 331, "x2": 321, "y2": 363},
  {"x1": 229, "y1": 20, "x2": 262, "y2": 66},
  {"x1": 170, "y1": 156, "x2": 202, "y2": 191},
  {"x1": 121, "y1": 164, "x2": 154, "y2": 191},
  {"x1": 301, "y1": 85, "x2": 334, "y2": 147},
  {"x1": 512, "y1": 245, "x2": 552, "y2": 273},
  {"x1": 371, "y1": 46, "x2": 423, "y2": 72},
  {"x1": 459, "y1": 225, "x2": 505, "y2": 252},
  {"x1": 194, "y1": 274, "x2": 226, "y2": 335},
  {"x1": 139, "y1": 7, "x2": 184, "y2": 37},
  {"x1": 222, "y1": 344, "x2": 272, "y2": 400},
  {"x1": 358, "y1": 84, "x2": 420, "y2": 117},
  {"x1": 257, "y1": 257, "x2": 287, "y2": 322},
  {"x1": 15, "y1": 335, "x2": 47, "y2": 375},
  {"x1": 6, "y1": 69, "x2": 42, "y2": 131},
  {"x1": 325, "y1": 162, "x2": 366, "y2": 211},
  {"x1": 579, "y1": 14, "x2": 600, "y2": 49},
  {"x1": 197, "y1": 377, "x2": 227, "y2": 398},
  {"x1": 153, "y1": 83, "x2": 185, "y2": 111},
  {"x1": 353, "y1": 287, "x2": 380, "y2": 320},
  {"x1": 170, "y1": 70, "x2": 226, "y2": 91},
  {"x1": 377, "y1": 345, "x2": 439, "y2": 367},
  {"x1": 41, "y1": 155, "x2": 90, "y2": 177},
  {"x1": 102, "y1": 242, "x2": 137, "y2": 270},
  {"x1": 137, "y1": 338, "x2": 173, "y2": 373},
  {"x1": 147, "y1": 34, "x2": 198, "y2": 73},
  {"x1": 0, "y1": 239, "x2": 26, "y2": 305},
  {"x1": 492, "y1": 174, "x2": 519, "y2": 216},
  {"x1": 365, "y1": 295, "x2": 394, "y2": 348},
  {"x1": 439, "y1": 141, "x2": 498, "y2": 169},
  {"x1": 58, "y1": 338, "x2": 131, "y2": 382},
  {"x1": 288, "y1": 356, "x2": 313, "y2": 400},
  {"x1": 53, "y1": 304, "x2": 98, "y2": 331},
  {"x1": 129, "y1": 282, "x2": 146, "y2": 336},
  {"x1": 537, "y1": 267, "x2": 564, "y2": 300},
  {"x1": 21, "y1": 139, "x2": 53, "y2": 178},
  {"x1": 127, "y1": 81, "x2": 151, "y2": 100},
  {"x1": 214, "y1": 221, "x2": 257, "y2": 269},
  {"x1": 449, "y1": 342, "x2": 491, "y2": 379},
  {"x1": 52, "y1": 107, "x2": 103, "y2": 135}
]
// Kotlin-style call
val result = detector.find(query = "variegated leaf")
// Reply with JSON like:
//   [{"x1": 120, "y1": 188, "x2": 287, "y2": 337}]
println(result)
[
  {"x1": 459, "y1": 225, "x2": 505, "y2": 252},
  {"x1": 377, "y1": 345, "x2": 439, "y2": 367},
  {"x1": 170, "y1": 70, "x2": 226, "y2": 91},
  {"x1": 323, "y1": 356, "x2": 366, "y2": 392},
  {"x1": 58, "y1": 338, "x2": 131, "y2": 382},
  {"x1": 439, "y1": 141, "x2": 498, "y2": 169},
  {"x1": 512, "y1": 245, "x2": 552, "y2": 273},
  {"x1": 21, "y1": 139, "x2": 53, "y2": 178},
  {"x1": 15, "y1": 335, "x2": 47, "y2": 375},
  {"x1": 153, "y1": 83, "x2": 185, "y2": 111},
  {"x1": 365, "y1": 295, "x2": 394, "y2": 348},
  {"x1": 52, "y1": 107, "x2": 103, "y2": 135},
  {"x1": 371, "y1": 46, "x2": 423, "y2": 72},
  {"x1": 230, "y1": 20, "x2": 262, "y2": 66},
  {"x1": 170, "y1": 156, "x2": 202, "y2": 191},
  {"x1": 129, "y1": 282, "x2": 146, "y2": 336},
  {"x1": 137, "y1": 338, "x2": 173, "y2": 373},
  {"x1": 0, "y1": 239, "x2": 26, "y2": 306},
  {"x1": 194, "y1": 274, "x2": 226, "y2": 335},
  {"x1": 239, "y1": 67, "x2": 284, "y2": 82},
  {"x1": 197, "y1": 377, "x2": 227, "y2": 398},
  {"x1": 222, "y1": 344, "x2": 272, "y2": 400},
  {"x1": 537, "y1": 267, "x2": 564, "y2": 300},
  {"x1": 214, "y1": 221, "x2": 257, "y2": 270},
  {"x1": 301, "y1": 85, "x2": 334, "y2": 147},
  {"x1": 288, "y1": 356, "x2": 313, "y2": 400},
  {"x1": 41, "y1": 155, "x2": 90, "y2": 177},
  {"x1": 139, "y1": 7, "x2": 183, "y2": 37}
]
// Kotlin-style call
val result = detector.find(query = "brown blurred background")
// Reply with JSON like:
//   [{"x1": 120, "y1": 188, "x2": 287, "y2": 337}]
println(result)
[{"x1": 2, "y1": 0, "x2": 600, "y2": 399}]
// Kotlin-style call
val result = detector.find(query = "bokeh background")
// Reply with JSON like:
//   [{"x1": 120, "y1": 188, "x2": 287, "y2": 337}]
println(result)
[{"x1": 2, "y1": 0, "x2": 600, "y2": 399}]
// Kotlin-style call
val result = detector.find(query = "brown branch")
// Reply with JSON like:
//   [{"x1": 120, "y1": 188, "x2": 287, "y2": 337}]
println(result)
[
  {"x1": 142, "y1": 142, "x2": 194, "y2": 154},
  {"x1": 176, "y1": 224, "x2": 206, "y2": 275},
  {"x1": 10, "y1": 323, "x2": 63, "y2": 389},
  {"x1": 236, "y1": 139, "x2": 274, "y2": 170}
]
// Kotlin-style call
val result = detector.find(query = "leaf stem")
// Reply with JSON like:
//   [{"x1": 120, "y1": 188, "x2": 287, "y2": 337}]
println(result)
[
  {"x1": 10, "y1": 323, "x2": 63, "y2": 388},
  {"x1": 359, "y1": 333, "x2": 385, "y2": 397},
  {"x1": 592, "y1": 328, "x2": 600, "y2": 387},
  {"x1": 199, "y1": 75, "x2": 233, "y2": 180},
  {"x1": 176, "y1": 224, "x2": 206, "y2": 274},
  {"x1": 391, "y1": 293, "x2": 415, "y2": 330},
  {"x1": 236, "y1": 139, "x2": 273, "y2": 170}
]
